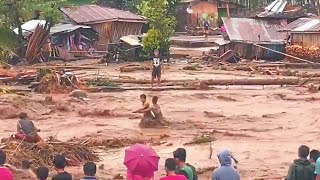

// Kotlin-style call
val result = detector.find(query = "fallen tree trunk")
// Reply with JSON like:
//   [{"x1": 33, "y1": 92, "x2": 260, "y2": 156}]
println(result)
[
  {"x1": 252, "y1": 63, "x2": 320, "y2": 69},
  {"x1": 200, "y1": 78, "x2": 304, "y2": 86}
]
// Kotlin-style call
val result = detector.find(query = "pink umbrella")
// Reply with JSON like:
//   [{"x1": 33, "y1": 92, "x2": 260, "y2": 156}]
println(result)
[{"x1": 124, "y1": 144, "x2": 160, "y2": 177}]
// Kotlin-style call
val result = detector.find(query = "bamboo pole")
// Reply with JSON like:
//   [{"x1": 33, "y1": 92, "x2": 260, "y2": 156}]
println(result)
[{"x1": 253, "y1": 44, "x2": 315, "y2": 64}]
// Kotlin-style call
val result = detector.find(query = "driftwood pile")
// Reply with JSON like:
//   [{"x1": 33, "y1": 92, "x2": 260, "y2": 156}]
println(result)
[
  {"x1": 32, "y1": 69, "x2": 86, "y2": 94},
  {"x1": 25, "y1": 24, "x2": 51, "y2": 63},
  {"x1": 1, "y1": 137, "x2": 99, "y2": 169},
  {"x1": 286, "y1": 45, "x2": 320, "y2": 63},
  {"x1": 0, "y1": 68, "x2": 37, "y2": 84}
]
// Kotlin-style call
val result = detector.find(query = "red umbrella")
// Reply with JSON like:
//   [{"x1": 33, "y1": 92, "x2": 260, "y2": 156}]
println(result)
[{"x1": 124, "y1": 144, "x2": 160, "y2": 177}]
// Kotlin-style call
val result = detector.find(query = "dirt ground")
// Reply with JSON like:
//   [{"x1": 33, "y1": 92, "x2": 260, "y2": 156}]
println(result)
[{"x1": 1, "y1": 60, "x2": 320, "y2": 180}]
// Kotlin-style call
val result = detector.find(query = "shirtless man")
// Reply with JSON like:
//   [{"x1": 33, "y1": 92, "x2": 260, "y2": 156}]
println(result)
[
  {"x1": 132, "y1": 94, "x2": 151, "y2": 118},
  {"x1": 142, "y1": 96, "x2": 163, "y2": 121}
]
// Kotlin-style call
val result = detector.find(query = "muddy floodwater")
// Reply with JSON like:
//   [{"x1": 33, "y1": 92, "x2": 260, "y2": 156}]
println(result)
[{"x1": 1, "y1": 62, "x2": 320, "y2": 179}]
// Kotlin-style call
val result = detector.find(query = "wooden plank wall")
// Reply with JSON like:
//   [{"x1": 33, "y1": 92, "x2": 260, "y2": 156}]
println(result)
[{"x1": 291, "y1": 33, "x2": 320, "y2": 47}]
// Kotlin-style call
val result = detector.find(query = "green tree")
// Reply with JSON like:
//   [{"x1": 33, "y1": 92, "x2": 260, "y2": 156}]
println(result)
[{"x1": 139, "y1": 0, "x2": 177, "y2": 56}]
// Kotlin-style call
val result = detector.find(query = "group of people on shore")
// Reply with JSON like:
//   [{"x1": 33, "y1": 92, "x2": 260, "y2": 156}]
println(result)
[
  {"x1": 285, "y1": 145, "x2": 320, "y2": 180},
  {"x1": 0, "y1": 146, "x2": 242, "y2": 180},
  {"x1": 0, "y1": 150, "x2": 97, "y2": 180}
]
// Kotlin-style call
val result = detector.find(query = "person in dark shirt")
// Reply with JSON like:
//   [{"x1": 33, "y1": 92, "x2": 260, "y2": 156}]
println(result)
[
  {"x1": 52, "y1": 155, "x2": 72, "y2": 180},
  {"x1": 81, "y1": 162, "x2": 97, "y2": 180},
  {"x1": 173, "y1": 148, "x2": 197, "y2": 180},
  {"x1": 36, "y1": 166, "x2": 49, "y2": 180},
  {"x1": 15, "y1": 112, "x2": 43, "y2": 143},
  {"x1": 285, "y1": 145, "x2": 315, "y2": 180},
  {"x1": 151, "y1": 49, "x2": 162, "y2": 88},
  {"x1": 203, "y1": 20, "x2": 210, "y2": 37}
]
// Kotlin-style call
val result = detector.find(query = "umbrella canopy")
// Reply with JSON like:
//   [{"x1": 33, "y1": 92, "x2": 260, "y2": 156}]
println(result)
[{"x1": 124, "y1": 144, "x2": 160, "y2": 177}]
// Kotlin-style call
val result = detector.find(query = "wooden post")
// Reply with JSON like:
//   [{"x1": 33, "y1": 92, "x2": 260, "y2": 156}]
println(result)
[{"x1": 226, "y1": 2, "x2": 230, "y2": 18}]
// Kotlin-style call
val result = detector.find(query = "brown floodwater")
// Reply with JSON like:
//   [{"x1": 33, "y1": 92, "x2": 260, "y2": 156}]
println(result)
[{"x1": 1, "y1": 62, "x2": 320, "y2": 180}]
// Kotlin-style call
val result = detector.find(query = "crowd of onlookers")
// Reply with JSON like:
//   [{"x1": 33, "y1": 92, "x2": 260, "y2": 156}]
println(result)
[
  {"x1": 0, "y1": 144, "x2": 319, "y2": 180},
  {"x1": 285, "y1": 145, "x2": 320, "y2": 180}
]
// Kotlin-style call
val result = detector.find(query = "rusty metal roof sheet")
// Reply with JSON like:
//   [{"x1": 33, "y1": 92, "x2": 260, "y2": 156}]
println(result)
[
  {"x1": 222, "y1": 17, "x2": 287, "y2": 44},
  {"x1": 50, "y1": 23, "x2": 92, "y2": 35},
  {"x1": 281, "y1": 18, "x2": 320, "y2": 32},
  {"x1": 60, "y1": 5, "x2": 146, "y2": 25}
]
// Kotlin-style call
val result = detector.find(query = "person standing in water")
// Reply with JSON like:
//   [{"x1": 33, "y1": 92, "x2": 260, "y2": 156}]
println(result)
[{"x1": 151, "y1": 49, "x2": 162, "y2": 88}]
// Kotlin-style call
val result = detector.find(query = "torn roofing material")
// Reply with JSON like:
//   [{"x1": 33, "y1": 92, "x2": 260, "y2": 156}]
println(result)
[
  {"x1": 60, "y1": 5, "x2": 146, "y2": 25},
  {"x1": 251, "y1": 0, "x2": 308, "y2": 19},
  {"x1": 222, "y1": 17, "x2": 287, "y2": 44},
  {"x1": 13, "y1": 20, "x2": 46, "y2": 36},
  {"x1": 50, "y1": 23, "x2": 93, "y2": 35},
  {"x1": 281, "y1": 18, "x2": 320, "y2": 32}
]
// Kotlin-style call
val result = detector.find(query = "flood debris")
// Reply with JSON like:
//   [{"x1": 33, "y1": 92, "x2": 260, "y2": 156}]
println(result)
[
  {"x1": 217, "y1": 96, "x2": 237, "y2": 102},
  {"x1": 31, "y1": 69, "x2": 86, "y2": 93},
  {"x1": 203, "y1": 111, "x2": 225, "y2": 118},
  {"x1": 307, "y1": 83, "x2": 320, "y2": 93},
  {"x1": 182, "y1": 64, "x2": 203, "y2": 71},
  {"x1": 120, "y1": 64, "x2": 150, "y2": 72},
  {"x1": 1, "y1": 137, "x2": 99, "y2": 170},
  {"x1": 184, "y1": 134, "x2": 216, "y2": 145}
]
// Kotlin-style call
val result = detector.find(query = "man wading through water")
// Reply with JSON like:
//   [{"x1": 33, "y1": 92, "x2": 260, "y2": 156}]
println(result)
[{"x1": 151, "y1": 49, "x2": 163, "y2": 88}]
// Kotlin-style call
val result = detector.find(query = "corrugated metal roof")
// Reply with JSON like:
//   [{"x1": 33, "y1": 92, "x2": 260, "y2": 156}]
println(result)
[
  {"x1": 222, "y1": 17, "x2": 287, "y2": 44},
  {"x1": 281, "y1": 18, "x2": 320, "y2": 32},
  {"x1": 60, "y1": 5, "x2": 146, "y2": 25},
  {"x1": 50, "y1": 23, "x2": 92, "y2": 35},
  {"x1": 13, "y1": 20, "x2": 46, "y2": 36},
  {"x1": 257, "y1": 0, "x2": 287, "y2": 17},
  {"x1": 265, "y1": 0, "x2": 287, "y2": 13}
]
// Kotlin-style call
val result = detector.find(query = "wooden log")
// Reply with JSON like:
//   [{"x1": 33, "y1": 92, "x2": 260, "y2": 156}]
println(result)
[
  {"x1": 251, "y1": 63, "x2": 320, "y2": 69},
  {"x1": 200, "y1": 78, "x2": 302, "y2": 86},
  {"x1": 120, "y1": 65, "x2": 150, "y2": 72},
  {"x1": 89, "y1": 78, "x2": 193, "y2": 84}
]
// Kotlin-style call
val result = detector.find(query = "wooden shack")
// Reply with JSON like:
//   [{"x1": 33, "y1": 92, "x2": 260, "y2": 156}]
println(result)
[
  {"x1": 281, "y1": 18, "x2": 320, "y2": 62},
  {"x1": 60, "y1": 5, "x2": 146, "y2": 50},
  {"x1": 221, "y1": 17, "x2": 287, "y2": 61},
  {"x1": 176, "y1": 0, "x2": 243, "y2": 31}
]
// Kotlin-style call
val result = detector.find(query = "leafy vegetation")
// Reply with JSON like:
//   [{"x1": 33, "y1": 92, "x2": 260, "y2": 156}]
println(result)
[{"x1": 139, "y1": 0, "x2": 177, "y2": 56}]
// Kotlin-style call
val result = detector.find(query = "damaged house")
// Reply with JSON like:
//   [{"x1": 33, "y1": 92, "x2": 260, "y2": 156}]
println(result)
[
  {"x1": 220, "y1": 17, "x2": 287, "y2": 60},
  {"x1": 13, "y1": 20, "x2": 99, "y2": 60},
  {"x1": 60, "y1": 5, "x2": 146, "y2": 51}
]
